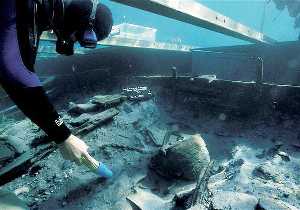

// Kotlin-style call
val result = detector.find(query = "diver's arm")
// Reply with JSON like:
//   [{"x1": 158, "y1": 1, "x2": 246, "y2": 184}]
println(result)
[{"x1": 0, "y1": 3, "x2": 71, "y2": 144}]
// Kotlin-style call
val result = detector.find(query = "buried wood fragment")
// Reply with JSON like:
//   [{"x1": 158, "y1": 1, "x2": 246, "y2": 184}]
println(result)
[
  {"x1": 172, "y1": 162, "x2": 214, "y2": 209},
  {"x1": 69, "y1": 113, "x2": 91, "y2": 127},
  {"x1": 0, "y1": 144, "x2": 55, "y2": 186},
  {"x1": 143, "y1": 128, "x2": 161, "y2": 147},
  {"x1": 74, "y1": 108, "x2": 119, "y2": 135},
  {"x1": 150, "y1": 134, "x2": 210, "y2": 180},
  {"x1": 190, "y1": 161, "x2": 214, "y2": 206},
  {"x1": 91, "y1": 94, "x2": 126, "y2": 108},
  {"x1": 0, "y1": 109, "x2": 119, "y2": 184},
  {"x1": 98, "y1": 143, "x2": 149, "y2": 154}
]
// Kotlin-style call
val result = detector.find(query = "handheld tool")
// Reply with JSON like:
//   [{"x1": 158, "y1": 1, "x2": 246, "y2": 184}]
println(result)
[{"x1": 80, "y1": 154, "x2": 113, "y2": 178}]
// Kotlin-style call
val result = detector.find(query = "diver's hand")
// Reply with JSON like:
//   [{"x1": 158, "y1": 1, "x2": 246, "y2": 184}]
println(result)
[{"x1": 58, "y1": 134, "x2": 94, "y2": 166}]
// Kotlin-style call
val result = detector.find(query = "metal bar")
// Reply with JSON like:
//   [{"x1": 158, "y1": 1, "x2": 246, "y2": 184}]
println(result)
[{"x1": 111, "y1": 0, "x2": 276, "y2": 44}]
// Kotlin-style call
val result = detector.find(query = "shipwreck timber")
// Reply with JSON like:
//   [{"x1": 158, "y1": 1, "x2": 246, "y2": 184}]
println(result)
[{"x1": 132, "y1": 75, "x2": 300, "y2": 116}]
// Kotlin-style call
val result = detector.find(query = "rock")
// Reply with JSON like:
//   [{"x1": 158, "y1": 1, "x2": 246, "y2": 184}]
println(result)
[
  {"x1": 277, "y1": 151, "x2": 290, "y2": 161},
  {"x1": 150, "y1": 134, "x2": 210, "y2": 180},
  {"x1": 224, "y1": 158, "x2": 244, "y2": 179},
  {"x1": 252, "y1": 162, "x2": 283, "y2": 182},
  {"x1": 212, "y1": 191, "x2": 258, "y2": 210},
  {"x1": 0, "y1": 190, "x2": 29, "y2": 210},
  {"x1": 68, "y1": 102, "x2": 98, "y2": 114},
  {"x1": 69, "y1": 113, "x2": 90, "y2": 127},
  {"x1": 91, "y1": 94, "x2": 125, "y2": 108},
  {"x1": 218, "y1": 113, "x2": 227, "y2": 121},
  {"x1": 265, "y1": 143, "x2": 282, "y2": 158},
  {"x1": 126, "y1": 188, "x2": 174, "y2": 210},
  {"x1": 61, "y1": 201, "x2": 67, "y2": 207},
  {"x1": 186, "y1": 204, "x2": 207, "y2": 210},
  {"x1": 0, "y1": 140, "x2": 17, "y2": 166},
  {"x1": 257, "y1": 197, "x2": 299, "y2": 210},
  {"x1": 14, "y1": 186, "x2": 30, "y2": 195},
  {"x1": 295, "y1": 188, "x2": 300, "y2": 200}
]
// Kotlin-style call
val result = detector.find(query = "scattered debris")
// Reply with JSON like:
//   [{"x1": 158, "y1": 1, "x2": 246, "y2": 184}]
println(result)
[
  {"x1": 68, "y1": 102, "x2": 99, "y2": 115},
  {"x1": 0, "y1": 144, "x2": 55, "y2": 185},
  {"x1": 186, "y1": 204, "x2": 207, "y2": 210},
  {"x1": 2, "y1": 91, "x2": 300, "y2": 209},
  {"x1": 74, "y1": 108, "x2": 119, "y2": 135},
  {"x1": 277, "y1": 151, "x2": 291, "y2": 161},
  {"x1": 224, "y1": 158, "x2": 244, "y2": 180},
  {"x1": 196, "y1": 75, "x2": 217, "y2": 83},
  {"x1": 252, "y1": 162, "x2": 283, "y2": 182},
  {"x1": 126, "y1": 188, "x2": 174, "y2": 210},
  {"x1": 256, "y1": 143, "x2": 283, "y2": 159},
  {"x1": 14, "y1": 186, "x2": 30, "y2": 196},
  {"x1": 0, "y1": 140, "x2": 18, "y2": 166},
  {"x1": 190, "y1": 161, "x2": 214, "y2": 207},
  {"x1": 143, "y1": 128, "x2": 161, "y2": 147},
  {"x1": 150, "y1": 134, "x2": 210, "y2": 180},
  {"x1": 212, "y1": 191, "x2": 258, "y2": 210},
  {"x1": 123, "y1": 87, "x2": 152, "y2": 101},
  {"x1": 69, "y1": 113, "x2": 91, "y2": 127},
  {"x1": 257, "y1": 197, "x2": 299, "y2": 210},
  {"x1": 91, "y1": 94, "x2": 125, "y2": 108},
  {"x1": 98, "y1": 143, "x2": 148, "y2": 154}
]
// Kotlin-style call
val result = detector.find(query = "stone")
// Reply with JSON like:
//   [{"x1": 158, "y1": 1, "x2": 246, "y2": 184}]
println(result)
[
  {"x1": 68, "y1": 102, "x2": 98, "y2": 114},
  {"x1": 218, "y1": 113, "x2": 227, "y2": 121},
  {"x1": 186, "y1": 204, "x2": 207, "y2": 210},
  {"x1": 253, "y1": 162, "x2": 283, "y2": 182},
  {"x1": 295, "y1": 188, "x2": 300, "y2": 200},
  {"x1": 126, "y1": 188, "x2": 173, "y2": 210},
  {"x1": 14, "y1": 186, "x2": 30, "y2": 195},
  {"x1": 257, "y1": 197, "x2": 299, "y2": 210},
  {"x1": 62, "y1": 201, "x2": 67, "y2": 207},
  {"x1": 277, "y1": 151, "x2": 290, "y2": 161},
  {"x1": 212, "y1": 191, "x2": 258, "y2": 210},
  {"x1": 150, "y1": 134, "x2": 210, "y2": 180},
  {"x1": 0, "y1": 140, "x2": 17, "y2": 166}
]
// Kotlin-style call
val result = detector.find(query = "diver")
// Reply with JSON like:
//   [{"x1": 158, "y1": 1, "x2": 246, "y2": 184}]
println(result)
[{"x1": 0, "y1": 0, "x2": 113, "y2": 176}]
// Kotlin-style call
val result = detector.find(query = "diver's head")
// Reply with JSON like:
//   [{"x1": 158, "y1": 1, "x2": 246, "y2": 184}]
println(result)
[{"x1": 41, "y1": 0, "x2": 113, "y2": 55}]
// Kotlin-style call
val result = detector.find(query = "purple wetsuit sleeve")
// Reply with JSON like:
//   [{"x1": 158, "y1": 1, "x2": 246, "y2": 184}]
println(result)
[
  {"x1": 0, "y1": 1, "x2": 41, "y2": 88},
  {"x1": 0, "y1": 0, "x2": 71, "y2": 144}
]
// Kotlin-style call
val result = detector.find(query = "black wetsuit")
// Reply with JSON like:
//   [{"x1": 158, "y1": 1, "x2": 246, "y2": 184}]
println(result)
[{"x1": 0, "y1": 0, "x2": 71, "y2": 143}]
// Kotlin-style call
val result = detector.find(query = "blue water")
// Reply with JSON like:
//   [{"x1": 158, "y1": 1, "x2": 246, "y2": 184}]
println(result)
[
  {"x1": 101, "y1": 0, "x2": 299, "y2": 47},
  {"x1": 38, "y1": 0, "x2": 299, "y2": 57}
]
